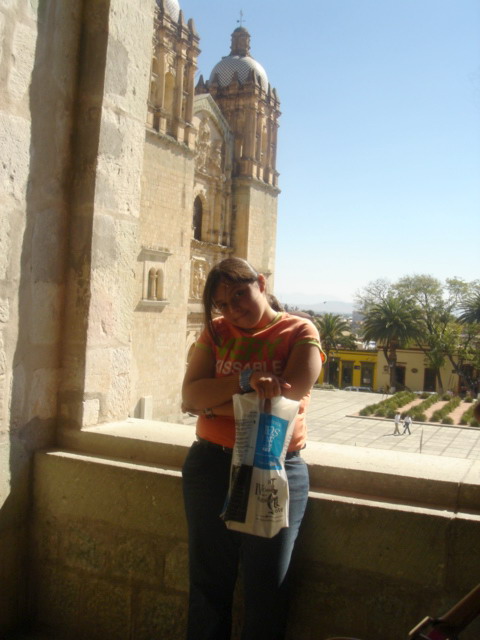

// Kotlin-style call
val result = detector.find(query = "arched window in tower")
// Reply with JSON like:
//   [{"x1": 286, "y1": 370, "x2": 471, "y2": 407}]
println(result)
[{"x1": 193, "y1": 196, "x2": 203, "y2": 241}]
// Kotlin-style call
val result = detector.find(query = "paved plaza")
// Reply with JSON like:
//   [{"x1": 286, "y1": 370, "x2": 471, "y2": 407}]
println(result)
[
  {"x1": 183, "y1": 388, "x2": 480, "y2": 461},
  {"x1": 306, "y1": 388, "x2": 480, "y2": 461}
]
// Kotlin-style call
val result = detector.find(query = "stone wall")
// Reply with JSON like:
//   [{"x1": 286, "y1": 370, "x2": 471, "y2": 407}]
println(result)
[
  {"x1": 0, "y1": 1, "x2": 84, "y2": 631},
  {"x1": 233, "y1": 178, "x2": 278, "y2": 278},
  {"x1": 59, "y1": 0, "x2": 153, "y2": 429},
  {"x1": 29, "y1": 424, "x2": 480, "y2": 640},
  {"x1": 246, "y1": 180, "x2": 279, "y2": 281},
  {"x1": 0, "y1": 0, "x2": 155, "y2": 633},
  {"x1": 131, "y1": 133, "x2": 195, "y2": 422}
]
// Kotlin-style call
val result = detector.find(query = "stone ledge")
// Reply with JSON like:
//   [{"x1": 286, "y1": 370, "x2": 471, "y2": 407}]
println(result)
[{"x1": 57, "y1": 419, "x2": 480, "y2": 517}]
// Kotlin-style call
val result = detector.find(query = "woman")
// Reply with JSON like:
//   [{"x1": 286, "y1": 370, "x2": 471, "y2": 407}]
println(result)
[{"x1": 182, "y1": 257, "x2": 323, "y2": 640}]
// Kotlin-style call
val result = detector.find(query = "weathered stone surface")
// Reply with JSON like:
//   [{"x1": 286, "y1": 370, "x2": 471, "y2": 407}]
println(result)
[
  {"x1": 0, "y1": 525, "x2": 27, "y2": 631},
  {"x1": 28, "y1": 368, "x2": 59, "y2": 420},
  {"x1": 0, "y1": 112, "x2": 31, "y2": 204},
  {"x1": 34, "y1": 451, "x2": 187, "y2": 539},
  {"x1": 133, "y1": 589, "x2": 188, "y2": 640},
  {"x1": 0, "y1": 210, "x2": 12, "y2": 280},
  {"x1": 300, "y1": 495, "x2": 450, "y2": 587},
  {"x1": 28, "y1": 282, "x2": 63, "y2": 346},
  {"x1": 447, "y1": 516, "x2": 480, "y2": 590},
  {"x1": 8, "y1": 21, "x2": 36, "y2": 103},
  {"x1": 109, "y1": 531, "x2": 165, "y2": 584},
  {"x1": 164, "y1": 541, "x2": 189, "y2": 593},
  {"x1": 31, "y1": 209, "x2": 67, "y2": 283},
  {"x1": 82, "y1": 398, "x2": 100, "y2": 427},
  {"x1": 31, "y1": 443, "x2": 480, "y2": 640},
  {"x1": 35, "y1": 565, "x2": 131, "y2": 640}
]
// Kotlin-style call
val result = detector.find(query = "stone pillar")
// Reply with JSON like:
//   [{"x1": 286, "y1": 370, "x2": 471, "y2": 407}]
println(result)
[
  {"x1": 156, "y1": 49, "x2": 167, "y2": 133},
  {"x1": 0, "y1": 0, "x2": 85, "y2": 632},
  {"x1": 60, "y1": 0, "x2": 154, "y2": 429},
  {"x1": 174, "y1": 55, "x2": 185, "y2": 141},
  {"x1": 264, "y1": 114, "x2": 273, "y2": 184},
  {"x1": 213, "y1": 187, "x2": 222, "y2": 244},
  {"x1": 223, "y1": 186, "x2": 232, "y2": 246},
  {"x1": 184, "y1": 60, "x2": 196, "y2": 148},
  {"x1": 185, "y1": 61, "x2": 195, "y2": 123},
  {"x1": 245, "y1": 107, "x2": 257, "y2": 160}
]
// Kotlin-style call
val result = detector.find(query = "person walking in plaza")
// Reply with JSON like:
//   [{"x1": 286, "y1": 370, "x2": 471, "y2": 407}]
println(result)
[
  {"x1": 402, "y1": 414, "x2": 412, "y2": 435},
  {"x1": 393, "y1": 411, "x2": 402, "y2": 435},
  {"x1": 181, "y1": 257, "x2": 323, "y2": 640}
]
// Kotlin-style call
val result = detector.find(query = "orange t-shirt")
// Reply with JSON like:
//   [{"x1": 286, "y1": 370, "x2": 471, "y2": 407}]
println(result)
[{"x1": 195, "y1": 312, "x2": 323, "y2": 451}]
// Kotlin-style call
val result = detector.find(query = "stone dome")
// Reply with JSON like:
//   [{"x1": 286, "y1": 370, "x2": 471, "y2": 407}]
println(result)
[
  {"x1": 210, "y1": 56, "x2": 269, "y2": 92},
  {"x1": 209, "y1": 27, "x2": 269, "y2": 92},
  {"x1": 157, "y1": 0, "x2": 180, "y2": 22}
]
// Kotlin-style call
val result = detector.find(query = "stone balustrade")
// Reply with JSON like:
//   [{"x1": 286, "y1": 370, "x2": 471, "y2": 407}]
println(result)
[{"x1": 27, "y1": 420, "x2": 480, "y2": 639}]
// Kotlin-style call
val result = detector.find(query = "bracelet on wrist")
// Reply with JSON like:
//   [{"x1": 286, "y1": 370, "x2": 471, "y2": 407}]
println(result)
[
  {"x1": 203, "y1": 407, "x2": 215, "y2": 419},
  {"x1": 239, "y1": 368, "x2": 254, "y2": 393}
]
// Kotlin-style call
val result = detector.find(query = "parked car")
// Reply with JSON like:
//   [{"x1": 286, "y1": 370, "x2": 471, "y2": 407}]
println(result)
[{"x1": 344, "y1": 386, "x2": 372, "y2": 392}]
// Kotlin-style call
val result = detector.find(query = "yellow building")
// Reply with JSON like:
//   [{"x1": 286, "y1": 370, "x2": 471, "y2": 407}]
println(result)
[
  {"x1": 376, "y1": 347, "x2": 460, "y2": 394},
  {"x1": 319, "y1": 349, "x2": 377, "y2": 390},
  {"x1": 319, "y1": 347, "x2": 461, "y2": 393}
]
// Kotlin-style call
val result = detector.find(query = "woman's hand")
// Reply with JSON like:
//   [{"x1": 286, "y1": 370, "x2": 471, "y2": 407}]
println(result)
[{"x1": 249, "y1": 371, "x2": 291, "y2": 399}]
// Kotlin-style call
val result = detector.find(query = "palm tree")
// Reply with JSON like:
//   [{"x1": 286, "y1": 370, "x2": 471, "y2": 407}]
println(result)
[
  {"x1": 315, "y1": 313, "x2": 356, "y2": 384},
  {"x1": 458, "y1": 292, "x2": 480, "y2": 324},
  {"x1": 361, "y1": 296, "x2": 422, "y2": 389}
]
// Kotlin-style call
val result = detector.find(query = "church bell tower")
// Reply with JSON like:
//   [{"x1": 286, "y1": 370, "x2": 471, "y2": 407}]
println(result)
[{"x1": 196, "y1": 25, "x2": 281, "y2": 279}]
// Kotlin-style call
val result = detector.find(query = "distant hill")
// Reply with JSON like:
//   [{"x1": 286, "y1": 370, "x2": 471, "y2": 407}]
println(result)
[{"x1": 277, "y1": 294, "x2": 354, "y2": 315}]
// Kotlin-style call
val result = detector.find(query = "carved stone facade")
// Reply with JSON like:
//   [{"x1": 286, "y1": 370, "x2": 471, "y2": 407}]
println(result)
[
  {"x1": 147, "y1": 0, "x2": 199, "y2": 147},
  {"x1": 132, "y1": 1, "x2": 281, "y2": 420}
]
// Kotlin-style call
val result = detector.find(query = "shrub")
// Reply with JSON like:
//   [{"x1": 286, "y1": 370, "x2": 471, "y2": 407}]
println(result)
[
  {"x1": 359, "y1": 391, "x2": 415, "y2": 417},
  {"x1": 386, "y1": 409, "x2": 396, "y2": 419},
  {"x1": 414, "y1": 394, "x2": 440, "y2": 413},
  {"x1": 442, "y1": 416, "x2": 454, "y2": 425},
  {"x1": 464, "y1": 396, "x2": 474, "y2": 403},
  {"x1": 470, "y1": 418, "x2": 479, "y2": 427},
  {"x1": 460, "y1": 406, "x2": 474, "y2": 425},
  {"x1": 361, "y1": 404, "x2": 378, "y2": 415},
  {"x1": 430, "y1": 396, "x2": 461, "y2": 423}
]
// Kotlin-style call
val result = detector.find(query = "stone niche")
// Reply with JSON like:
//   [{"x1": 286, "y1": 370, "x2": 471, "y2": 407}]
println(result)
[
  {"x1": 138, "y1": 245, "x2": 173, "y2": 309},
  {"x1": 189, "y1": 256, "x2": 208, "y2": 301}
]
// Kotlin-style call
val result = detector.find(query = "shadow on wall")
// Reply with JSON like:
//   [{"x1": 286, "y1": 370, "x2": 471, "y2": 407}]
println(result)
[{"x1": 2, "y1": 0, "x2": 110, "y2": 634}]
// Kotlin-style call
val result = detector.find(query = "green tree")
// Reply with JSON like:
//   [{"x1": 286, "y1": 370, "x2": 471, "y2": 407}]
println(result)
[
  {"x1": 395, "y1": 276, "x2": 480, "y2": 393},
  {"x1": 315, "y1": 313, "x2": 356, "y2": 384},
  {"x1": 454, "y1": 289, "x2": 480, "y2": 393},
  {"x1": 458, "y1": 291, "x2": 480, "y2": 324},
  {"x1": 394, "y1": 275, "x2": 457, "y2": 392},
  {"x1": 361, "y1": 295, "x2": 422, "y2": 388},
  {"x1": 358, "y1": 275, "x2": 480, "y2": 394}
]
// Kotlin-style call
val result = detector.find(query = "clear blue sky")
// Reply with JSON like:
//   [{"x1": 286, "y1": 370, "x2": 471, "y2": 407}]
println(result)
[{"x1": 180, "y1": 0, "x2": 480, "y2": 304}]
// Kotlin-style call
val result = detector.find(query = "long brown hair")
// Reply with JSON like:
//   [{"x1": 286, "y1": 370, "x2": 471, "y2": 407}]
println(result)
[{"x1": 203, "y1": 258, "x2": 260, "y2": 344}]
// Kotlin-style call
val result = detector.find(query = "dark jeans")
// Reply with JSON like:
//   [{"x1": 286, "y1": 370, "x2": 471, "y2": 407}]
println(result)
[{"x1": 182, "y1": 440, "x2": 309, "y2": 640}]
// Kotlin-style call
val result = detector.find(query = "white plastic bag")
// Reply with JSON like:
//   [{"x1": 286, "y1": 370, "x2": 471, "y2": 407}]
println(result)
[{"x1": 221, "y1": 393, "x2": 300, "y2": 538}]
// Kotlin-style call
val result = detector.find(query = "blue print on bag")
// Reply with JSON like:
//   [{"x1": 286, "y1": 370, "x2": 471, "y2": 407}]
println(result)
[{"x1": 254, "y1": 413, "x2": 289, "y2": 470}]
